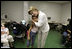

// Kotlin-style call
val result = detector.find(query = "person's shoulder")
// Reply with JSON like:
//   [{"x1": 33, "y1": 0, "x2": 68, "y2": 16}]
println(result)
[
  {"x1": 5, "y1": 28, "x2": 9, "y2": 30},
  {"x1": 39, "y1": 11, "x2": 46, "y2": 17}
]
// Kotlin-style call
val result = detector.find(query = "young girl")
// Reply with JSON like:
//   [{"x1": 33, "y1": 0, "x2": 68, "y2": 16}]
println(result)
[
  {"x1": 27, "y1": 16, "x2": 38, "y2": 48},
  {"x1": 1, "y1": 24, "x2": 14, "y2": 48}
]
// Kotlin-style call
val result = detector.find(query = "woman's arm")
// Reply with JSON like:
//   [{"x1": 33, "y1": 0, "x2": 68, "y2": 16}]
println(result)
[{"x1": 32, "y1": 15, "x2": 44, "y2": 27}]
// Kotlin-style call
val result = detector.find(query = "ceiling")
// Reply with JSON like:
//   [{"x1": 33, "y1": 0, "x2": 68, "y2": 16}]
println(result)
[{"x1": 47, "y1": 1, "x2": 71, "y2": 4}]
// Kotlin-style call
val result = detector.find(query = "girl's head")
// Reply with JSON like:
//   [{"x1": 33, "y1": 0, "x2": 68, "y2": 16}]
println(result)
[
  {"x1": 32, "y1": 16, "x2": 38, "y2": 22},
  {"x1": 32, "y1": 16, "x2": 37, "y2": 20},
  {"x1": 1, "y1": 24, "x2": 5, "y2": 29}
]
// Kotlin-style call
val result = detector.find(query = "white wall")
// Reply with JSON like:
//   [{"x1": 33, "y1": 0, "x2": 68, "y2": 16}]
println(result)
[
  {"x1": 1, "y1": 1, "x2": 71, "y2": 24},
  {"x1": 23, "y1": 1, "x2": 29, "y2": 23},
  {"x1": 29, "y1": 1, "x2": 71, "y2": 24},
  {"x1": 1, "y1": 1, "x2": 24, "y2": 23},
  {"x1": 29, "y1": 1, "x2": 62, "y2": 23},
  {"x1": 61, "y1": 3, "x2": 71, "y2": 24}
]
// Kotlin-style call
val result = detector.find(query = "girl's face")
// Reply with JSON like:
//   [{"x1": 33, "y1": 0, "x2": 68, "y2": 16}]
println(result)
[
  {"x1": 32, "y1": 16, "x2": 37, "y2": 20},
  {"x1": 1, "y1": 25, "x2": 5, "y2": 29},
  {"x1": 32, "y1": 16, "x2": 38, "y2": 22}
]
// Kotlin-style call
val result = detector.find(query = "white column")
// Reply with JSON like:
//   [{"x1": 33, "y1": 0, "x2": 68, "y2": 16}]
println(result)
[{"x1": 23, "y1": 1, "x2": 29, "y2": 24}]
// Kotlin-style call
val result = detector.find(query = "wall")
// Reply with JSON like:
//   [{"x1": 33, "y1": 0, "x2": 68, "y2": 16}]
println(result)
[
  {"x1": 1, "y1": 1, "x2": 24, "y2": 23},
  {"x1": 1, "y1": 1, "x2": 71, "y2": 24},
  {"x1": 29, "y1": 1, "x2": 62, "y2": 23},
  {"x1": 61, "y1": 2, "x2": 71, "y2": 24}
]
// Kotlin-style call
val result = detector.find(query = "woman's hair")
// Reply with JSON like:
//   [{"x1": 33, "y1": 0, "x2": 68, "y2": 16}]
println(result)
[
  {"x1": 28, "y1": 6, "x2": 38, "y2": 15},
  {"x1": 28, "y1": 10, "x2": 32, "y2": 15}
]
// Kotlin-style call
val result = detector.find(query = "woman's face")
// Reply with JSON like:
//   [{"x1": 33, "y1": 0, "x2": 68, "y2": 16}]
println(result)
[{"x1": 31, "y1": 10, "x2": 38, "y2": 17}]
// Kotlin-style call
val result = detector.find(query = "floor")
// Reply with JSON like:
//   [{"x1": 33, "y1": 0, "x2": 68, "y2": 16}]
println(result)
[{"x1": 10, "y1": 29, "x2": 65, "y2": 48}]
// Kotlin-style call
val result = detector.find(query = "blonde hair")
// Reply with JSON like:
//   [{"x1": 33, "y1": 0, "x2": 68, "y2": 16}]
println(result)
[{"x1": 28, "y1": 6, "x2": 38, "y2": 15}]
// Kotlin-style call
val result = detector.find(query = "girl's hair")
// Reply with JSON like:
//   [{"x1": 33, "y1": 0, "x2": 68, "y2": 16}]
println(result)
[{"x1": 32, "y1": 16, "x2": 38, "y2": 19}]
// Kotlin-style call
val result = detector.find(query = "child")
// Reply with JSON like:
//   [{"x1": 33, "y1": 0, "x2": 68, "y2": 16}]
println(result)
[
  {"x1": 1, "y1": 31, "x2": 10, "y2": 48},
  {"x1": 1, "y1": 24, "x2": 14, "y2": 48},
  {"x1": 27, "y1": 16, "x2": 38, "y2": 48}
]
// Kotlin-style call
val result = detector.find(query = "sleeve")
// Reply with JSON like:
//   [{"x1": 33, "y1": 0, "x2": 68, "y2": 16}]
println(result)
[
  {"x1": 5, "y1": 28, "x2": 9, "y2": 32},
  {"x1": 34, "y1": 15, "x2": 45, "y2": 27}
]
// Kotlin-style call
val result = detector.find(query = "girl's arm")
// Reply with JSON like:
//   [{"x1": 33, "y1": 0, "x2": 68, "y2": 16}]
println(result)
[{"x1": 27, "y1": 26, "x2": 32, "y2": 40}]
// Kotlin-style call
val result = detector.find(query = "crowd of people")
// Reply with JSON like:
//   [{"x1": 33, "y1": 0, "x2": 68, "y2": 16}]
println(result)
[{"x1": 61, "y1": 20, "x2": 71, "y2": 48}]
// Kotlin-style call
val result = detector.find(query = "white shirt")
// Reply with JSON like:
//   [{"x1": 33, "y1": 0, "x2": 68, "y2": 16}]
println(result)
[
  {"x1": 34, "y1": 11, "x2": 50, "y2": 33},
  {"x1": 31, "y1": 26, "x2": 38, "y2": 33},
  {"x1": 1, "y1": 28, "x2": 9, "y2": 34},
  {"x1": 1, "y1": 34, "x2": 8, "y2": 39}
]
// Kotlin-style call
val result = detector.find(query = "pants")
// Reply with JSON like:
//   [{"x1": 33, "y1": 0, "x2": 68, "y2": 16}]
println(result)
[
  {"x1": 38, "y1": 31, "x2": 49, "y2": 48},
  {"x1": 1, "y1": 35, "x2": 14, "y2": 47},
  {"x1": 27, "y1": 31, "x2": 36, "y2": 47}
]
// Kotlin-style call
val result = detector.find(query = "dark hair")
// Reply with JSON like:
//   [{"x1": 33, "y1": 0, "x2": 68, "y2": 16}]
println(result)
[
  {"x1": 32, "y1": 16, "x2": 38, "y2": 19},
  {"x1": 4, "y1": 24, "x2": 7, "y2": 27}
]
